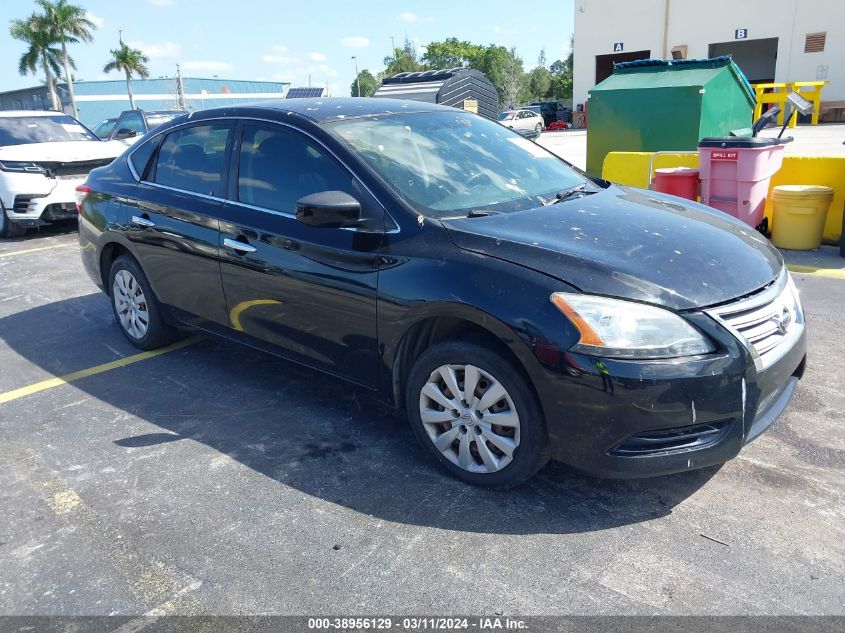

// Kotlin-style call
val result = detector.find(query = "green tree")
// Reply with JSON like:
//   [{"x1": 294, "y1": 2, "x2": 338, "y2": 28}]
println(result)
[
  {"x1": 548, "y1": 36, "x2": 574, "y2": 100},
  {"x1": 527, "y1": 66, "x2": 551, "y2": 100},
  {"x1": 9, "y1": 13, "x2": 63, "y2": 111},
  {"x1": 421, "y1": 38, "x2": 483, "y2": 69},
  {"x1": 475, "y1": 45, "x2": 525, "y2": 107},
  {"x1": 36, "y1": 0, "x2": 96, "y2": 118},
  {"x1": 384, "y1": 37, "x2": 424, "y2": 76},
  {"x1": 350, "y1": 69, "x2": 379, "y2": 97},
  {"x1": 103, "y1": 42, "x2": 149, "y2": 110}
]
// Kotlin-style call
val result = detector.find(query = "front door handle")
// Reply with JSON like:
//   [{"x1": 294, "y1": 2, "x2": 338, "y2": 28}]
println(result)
[
  {"x1": 223, "y1": 237, "x2": 257, "y2": 254},
  {"x1": 131, "y1": 215, "x2": 155, "y2": 228}
]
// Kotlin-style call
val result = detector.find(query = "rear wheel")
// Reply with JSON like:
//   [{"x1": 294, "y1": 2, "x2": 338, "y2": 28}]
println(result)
[
  {"x1": 535, "y1": 123, "x2": 543, "y2": 133},
  {"x1": 0, "y1": 203, "x2": 27, "y2": 239},
  {"x1": 406, "y1": 341, "x2": 550, "y2": 487},
  {"x1": 108, "y1": 255, "x2": 176, "y2": 350}
]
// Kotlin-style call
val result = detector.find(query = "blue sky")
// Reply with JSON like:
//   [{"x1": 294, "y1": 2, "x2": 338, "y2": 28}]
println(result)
[{"x1": 1, "y1": 0, "x2": 574, "y2": 96}]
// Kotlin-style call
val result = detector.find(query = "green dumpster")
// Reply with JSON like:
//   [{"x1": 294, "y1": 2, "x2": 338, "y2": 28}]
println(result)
[{"x1": 586, "y1": 57, "x2": 756, "y2": 177}]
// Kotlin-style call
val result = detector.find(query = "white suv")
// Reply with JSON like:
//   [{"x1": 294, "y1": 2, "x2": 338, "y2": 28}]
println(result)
[{"x1": 0, "y1": 110, "x2": 124, "y2": 238}]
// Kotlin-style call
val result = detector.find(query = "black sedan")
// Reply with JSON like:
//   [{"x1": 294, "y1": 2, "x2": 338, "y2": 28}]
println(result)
[{"x1": 77, "y1": 99, "x2": 806, "y2": 487}]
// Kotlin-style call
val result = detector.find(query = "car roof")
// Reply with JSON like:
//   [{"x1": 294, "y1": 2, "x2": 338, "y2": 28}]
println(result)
[
  {"x1": 0, "y1": 110, "x2": 69, "y2": 118},
  {"x1": 188, "y1": 97, "x2": 452, "y2": 124}
]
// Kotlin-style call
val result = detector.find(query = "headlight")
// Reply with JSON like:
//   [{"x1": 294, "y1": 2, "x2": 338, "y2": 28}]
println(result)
[
  {"x1": 0, "y1": 160, "x2": 46, "y2": 174},
  {"x1": 550, "y1": 292, "x2": 716, "y2": 359}
]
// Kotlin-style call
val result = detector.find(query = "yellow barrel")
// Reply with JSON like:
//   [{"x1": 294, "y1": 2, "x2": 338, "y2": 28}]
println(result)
[{"x1": 771, "y1": 185, "x2": 834, "y2": 250}]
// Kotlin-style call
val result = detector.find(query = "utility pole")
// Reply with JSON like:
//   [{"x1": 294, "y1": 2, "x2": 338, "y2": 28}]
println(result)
[
  {"x1": 118, "y1": 29, "x2": 123, "y2": 44},
  {"x1": 351, "y1": 56, "x2": 360, "y2": 97},
  {"x1": 175, "y1": 63, "x2": 185, "y2": 110},
  {"x1": 390, "y1": 36, "x2": 396, "y2": 61}
]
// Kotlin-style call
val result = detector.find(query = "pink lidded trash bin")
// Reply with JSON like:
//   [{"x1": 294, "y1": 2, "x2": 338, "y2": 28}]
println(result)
[{"x1": 698, "y1": 136, "x2": 787, "y2": 232}]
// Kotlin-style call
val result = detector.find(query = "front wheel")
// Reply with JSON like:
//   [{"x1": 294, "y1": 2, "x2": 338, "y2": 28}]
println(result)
[
  {"x1": 0, "y1": 203, "x2": 27, "y2": 239},
  {"x1": 535, "y1": 123, "x2": 543, "y2": 133},
  {"x1": 108, "y1": 255, "x2": 177, "y2": 350},
  {"x1": 406, "y1": 341, "x2": 550, "y2": 487}
]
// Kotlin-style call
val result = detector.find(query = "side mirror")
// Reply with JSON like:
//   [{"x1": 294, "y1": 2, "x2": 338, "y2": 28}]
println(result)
[
  {"x1": 296, "y1": 191, "x2": 361, "y2": 228},
  {"x1": 114, "y1": 128, "x2": 138, "y2": 140}
]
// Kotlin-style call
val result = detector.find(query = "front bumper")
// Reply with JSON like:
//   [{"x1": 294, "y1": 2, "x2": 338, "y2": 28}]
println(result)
[
  {"x1": 536, "y1": 306, "x2": 807, "y2": 479},
  {"x1": 3, "y1": 176, "x2": 84, "y2": 226}
]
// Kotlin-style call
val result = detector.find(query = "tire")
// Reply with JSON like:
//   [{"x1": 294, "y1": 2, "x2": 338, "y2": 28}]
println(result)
[
  {"x1": 535, "y1": 123, "x2": 543, "y2": 133},
  {"x1": 405, "y1": 341, "x2": 550, "y2": 487},
  {"x1": 108, "y1": 255, "x2": 177, "y2": 350},
  {"x1": 0, "y1": 202, "x2": 27, "y2": 239}
]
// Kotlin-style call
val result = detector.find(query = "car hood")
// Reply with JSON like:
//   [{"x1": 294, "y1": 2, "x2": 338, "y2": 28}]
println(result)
[
  {"x1": 441, "y1": 185, "x2": 783, "y2": 311},
  {"x1": 0, "y1": 140, "x2": 124, "y2": 163}
]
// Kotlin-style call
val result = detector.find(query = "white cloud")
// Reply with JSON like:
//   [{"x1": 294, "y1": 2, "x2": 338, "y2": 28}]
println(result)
[
  {"x1": 341, "y1": 36, "x2": 370, "y2": 49},
  {"x1": 308, "y1": 52, "x2": 327, "y2": 62},
  {"x1": 147, "y1": 0, "x2": 173, "y2": 6},
  {"x1": 397, "y1": 12, "x2": 432, "y2": 23},
  {"x1": 182, "y1": 60, "x2": 234, "y2": 73},
  {"x1": 85, "y1": 11, "x2": 104, "y2": 28},
  {"x1": 314, "y1": 64, "x2": 338, "y2": 77},
  {"x1": 129, "y1": 40, "x2": 182, "y2": 59},
  {"x1": 263, "y1": 54, "x2": 299, "y2": 64}
]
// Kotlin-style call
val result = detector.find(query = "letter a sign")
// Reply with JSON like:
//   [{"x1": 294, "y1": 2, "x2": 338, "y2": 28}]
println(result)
[{"x1": 613, "y1": 42, "x2": 624, "y2": 52}]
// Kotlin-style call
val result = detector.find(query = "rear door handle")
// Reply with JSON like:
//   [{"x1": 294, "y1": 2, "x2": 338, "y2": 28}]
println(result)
[
  {"x1": 223, "y1": 237, "x2": 257, "y2": 254},
  {"x1": 131, "y1": 215, "x2": 155, "y2": 228}
]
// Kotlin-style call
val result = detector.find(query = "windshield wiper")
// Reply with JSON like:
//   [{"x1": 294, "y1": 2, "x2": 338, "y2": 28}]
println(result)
[{"x1": 544, "y1": 183, "x2": 596, "y2": 205}]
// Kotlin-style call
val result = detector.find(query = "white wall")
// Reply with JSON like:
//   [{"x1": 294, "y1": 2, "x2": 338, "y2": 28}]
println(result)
[{"x1": 574, "y1": 0, "x2": 845, "y2": 108}]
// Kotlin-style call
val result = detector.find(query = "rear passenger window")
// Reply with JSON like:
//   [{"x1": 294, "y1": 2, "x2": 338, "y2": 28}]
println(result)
[
  {"x1": 237, "y1": 124, "x2": 355, "y2": 213},
  {"x1": 130, "y1": 136, "x2": 160, "y2": 179},
  {"x1": 153, "y1": 124, "x2": 231, "y2": 196}
]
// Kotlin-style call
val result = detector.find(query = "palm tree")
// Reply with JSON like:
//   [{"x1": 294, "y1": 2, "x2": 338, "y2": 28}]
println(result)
[
  {"x1": 9, "y1": 13, "x2": 64, "y2": 111},
  {"x1": 36, "y1": 0, "x2": 96, "y2": 119},
  {"x1": 103, "y1": 42, "x2": 149, "y2": 110}
]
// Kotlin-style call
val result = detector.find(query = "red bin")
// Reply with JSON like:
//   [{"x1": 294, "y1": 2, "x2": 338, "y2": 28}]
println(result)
[{"x1": 651, "y1": 167, "x2": 700, "y2": 201}]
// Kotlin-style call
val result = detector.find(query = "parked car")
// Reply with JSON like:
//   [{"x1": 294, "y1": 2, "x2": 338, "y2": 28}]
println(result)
[
  {"x1": 78, "y1": 99, "x2": 806, "y2": 487},
  {"x1": 0, "y1": 110, "x2": 123, "y2": 238},
  {"x1": 92, "y1": 117, "x2": 118, "y2": 140},
  {"x1": 497, "y1": 109, "x2": 544, "y2": 136},
  {"x1": 528, "y1": 100, "x2": 572, "y2": 127},
  {"x1": 107, "y1": 109, "x2": 185, "y2": 146}
]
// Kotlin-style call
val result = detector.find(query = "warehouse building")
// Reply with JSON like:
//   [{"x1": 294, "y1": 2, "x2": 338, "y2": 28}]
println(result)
[
  {"x1": 0, "y1": 77, "x2": 290, "y2": 128},
  {"x1": 573, "y1": 0, "x2": 844, "y2": 120}
]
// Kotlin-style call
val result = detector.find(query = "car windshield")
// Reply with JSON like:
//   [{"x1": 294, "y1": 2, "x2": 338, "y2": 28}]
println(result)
[
  {"x1": 0, "y1": 114, "x2": 98, "y2": 146},
  {"x1": 331, "y1": 111, "x2": 586, "y2": 217},
  {"x1": 93, "y1": 119, "x2": 117, "y2": 139},
  {"x1": 497, "y1": 112, "x2": 515, "y2": 121}
]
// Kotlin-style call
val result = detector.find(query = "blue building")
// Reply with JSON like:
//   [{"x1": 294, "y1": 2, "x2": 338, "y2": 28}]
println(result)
[{"x1": 0, "y1": 77, "x2": 290, "y2": 128}]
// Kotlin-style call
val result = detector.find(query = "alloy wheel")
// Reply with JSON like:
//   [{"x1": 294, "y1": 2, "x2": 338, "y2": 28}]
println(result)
[
  {"x1": 418, "y1": 364, "x2": 521, "y2": 474},
  {"x1": 112, "y1": 269, "x2": 150, "y2": 340}
]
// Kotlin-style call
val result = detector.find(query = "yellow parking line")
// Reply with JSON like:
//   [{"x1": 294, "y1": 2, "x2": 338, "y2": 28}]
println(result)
[
  {"x1": 0, "y1": 337, "x2": 197, "y2": 406},
  {"x1": 0, "y1": 243, "x2": 68, "y2": 258},
  {"x1": 787, "y1": 264, "x2": 845, "y2": 280}
]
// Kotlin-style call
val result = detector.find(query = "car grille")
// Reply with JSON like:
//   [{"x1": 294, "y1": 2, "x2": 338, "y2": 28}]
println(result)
[
  {"x1": 13, "y1": 194, "x2": 41, "y2": 214},
  {"x1": 707, "y1": 270, "x2": 803, "y2": 369},
  {"x1": 610, "y1": 420, "x2": 733, "y2": 456},
  {"x1": 39, "y1": 158, "x2": 114, "y2": 178}
]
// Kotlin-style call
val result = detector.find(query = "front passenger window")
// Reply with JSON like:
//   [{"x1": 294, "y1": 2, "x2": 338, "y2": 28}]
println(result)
[
  {"x1": 153, "y1": 124, "x2": 231, "y2": 196},
  {"x1": 237, "y1": 125, "x2": 356, "y2": 214}
]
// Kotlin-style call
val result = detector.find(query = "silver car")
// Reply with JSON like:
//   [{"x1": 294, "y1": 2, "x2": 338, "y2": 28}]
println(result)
[{"x1": 497, "y1": 109, "x2": 545, "y2": 136}]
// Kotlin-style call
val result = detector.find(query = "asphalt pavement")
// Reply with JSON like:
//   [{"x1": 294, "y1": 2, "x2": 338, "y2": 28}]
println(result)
[{"x1": 0, "y1": 223, "x2": 843, "y2": 616}]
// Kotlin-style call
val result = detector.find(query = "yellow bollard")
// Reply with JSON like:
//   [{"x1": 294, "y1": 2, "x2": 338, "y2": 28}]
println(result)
[{"x1": 770, "y1": 185, "x2": 834, "y2": 250}]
